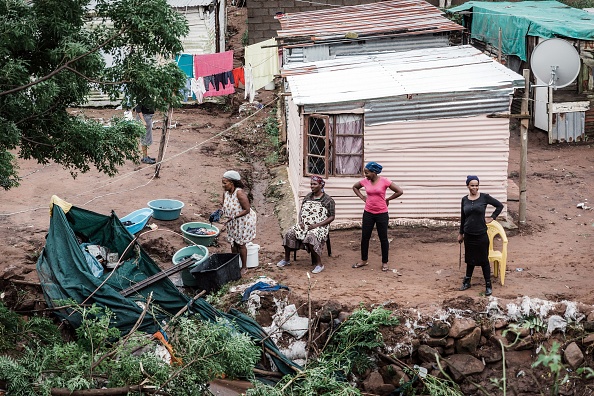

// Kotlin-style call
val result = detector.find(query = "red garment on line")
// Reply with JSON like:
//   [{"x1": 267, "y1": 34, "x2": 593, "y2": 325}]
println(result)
[{"x1": 232, "y1": 67, "x2": 245, "y2": 88}]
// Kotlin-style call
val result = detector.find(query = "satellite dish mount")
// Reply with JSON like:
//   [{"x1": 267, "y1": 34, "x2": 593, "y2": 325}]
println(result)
[{"x1": 530, "y1": 38, "x2": 580, "y2": 90}]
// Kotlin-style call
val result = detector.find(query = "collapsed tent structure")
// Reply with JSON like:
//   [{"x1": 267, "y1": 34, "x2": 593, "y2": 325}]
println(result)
[{"x1": 36, "y1": 200, "x2": 299, "y2": 376}]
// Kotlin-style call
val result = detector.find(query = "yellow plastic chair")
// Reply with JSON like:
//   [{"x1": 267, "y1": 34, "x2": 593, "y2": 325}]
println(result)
[{"x1": 487, "y1": 220, "x2": 508, "y2": 285}]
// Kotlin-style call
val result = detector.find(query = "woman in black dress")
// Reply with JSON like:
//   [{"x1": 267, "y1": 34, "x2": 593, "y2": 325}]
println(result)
[{"x1": 457, "y1": 175, "x2": 504, "y2": 296}]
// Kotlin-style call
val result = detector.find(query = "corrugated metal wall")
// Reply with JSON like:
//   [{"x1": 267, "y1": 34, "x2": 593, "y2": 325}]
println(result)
[
  {"x1": 177, "y1": 7, "x2": 217, "y2": 54},
  {"x1": 287, "y1": 101, "x2": 509, "y2": 224},
  {"x1": 552, "y1": 111, "x2": 586, "y2": 142},
  {"x1": 284, "y1": 35, "x2": 450, "y2": 65},
  {"x1": 330, "y1": 35, "x2": 450, "y2": 58},
  {"x1": 303, "y1": 91, "x2": 514, "y2": 125},
  {"x1": 286, "y1": 97, "x2": 304, "y2": 215}
]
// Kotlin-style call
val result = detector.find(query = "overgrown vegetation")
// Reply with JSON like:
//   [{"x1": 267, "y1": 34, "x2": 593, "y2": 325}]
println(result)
[
  {"x1": 0, "y1": 301, "x2": 61, "y2": 353},
  {"x1": 264, "y1": 109, "x2": 281, "y2": 165},
  {"x1": 0, "y1": 303, "x2": 260, "y2": 395},
  {"x1": 247, "y1": 306, "x2": 399, "y2": 395}
]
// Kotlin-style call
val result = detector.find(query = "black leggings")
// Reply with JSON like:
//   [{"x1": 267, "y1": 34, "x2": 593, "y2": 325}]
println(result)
[
  {"x1": 361, "y1": 210, "x2": 389, "y2": 263},
  {"x1": 464, "y1": 233, "x2": 491, "y2": 282}
]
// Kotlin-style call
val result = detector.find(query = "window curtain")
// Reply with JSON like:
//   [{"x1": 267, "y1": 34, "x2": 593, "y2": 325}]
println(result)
[{"x1": 331, "y1": 114, "x2": 363, "y2": 175}]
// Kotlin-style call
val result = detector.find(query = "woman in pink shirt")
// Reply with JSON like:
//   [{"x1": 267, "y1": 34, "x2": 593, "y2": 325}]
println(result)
[{"x1": 352, "y1": 162, "x2": 403, "y2": 272}]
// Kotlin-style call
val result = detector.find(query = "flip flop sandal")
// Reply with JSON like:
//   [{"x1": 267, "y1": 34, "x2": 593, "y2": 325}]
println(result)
[
  {"x1": 352, "y1": 262, "x2": 368, "y2": 268},
  {"x1": 382, "y1": 264, "x2": 389, "y2": 272}
]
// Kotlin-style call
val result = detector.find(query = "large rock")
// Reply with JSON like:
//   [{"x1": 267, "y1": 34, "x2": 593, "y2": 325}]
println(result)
[
  {"x1": 417, "y1": 344, "x2": 441, "y2": 364},
  {"x1": 449, "y1": 317, "x2": 477, "y2": 339},
  {"x1": 318, "y1": 302, "x2": 342, "y2": 323},
  {"x1": 476, "y1": 344, "x2": 503, "y2": 364},
  {"x1": 425, "y1": 336, "x2": 447, "y2": 347},
  {"x1": 380, "y1": 364, "x2": 410, "y2": 388},
  {"x1": 445, "y1": 354, "x2": 485, "y2": 381},
  {"x1": 455, "y1": 327, "x2": 481, "y2": 354},
  {"x1": 428, "y1": 321, "x2": 450, "y2": 338},
  {"x1": 583, "y1": 333, "x2": 594, "y2": 346},
  {"x1": 583, "y1": 321, "x2": 594, "y2": 332},
  {"x1": 563, "y1": 342, "x2": 584, "y2": 369},
  {"x1": 505, "y1": 350, "x2": 534, "y2": 369},
  {"x1": 363, "y1": 371, "x2": 395, "y2": 395}
]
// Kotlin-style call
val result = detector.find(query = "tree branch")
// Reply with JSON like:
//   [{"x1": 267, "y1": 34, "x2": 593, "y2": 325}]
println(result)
[
  {"x1": 0, "y1": 27, "x2": 128, "y2": 98},
  {"x1": 65, "y1": 66, "x2": 130, "y2": 85}
]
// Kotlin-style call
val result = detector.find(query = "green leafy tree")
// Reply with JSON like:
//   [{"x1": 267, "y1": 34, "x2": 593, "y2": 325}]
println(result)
[{"x1": 0, "y1": 0, "x2": 190, "y2": 189}]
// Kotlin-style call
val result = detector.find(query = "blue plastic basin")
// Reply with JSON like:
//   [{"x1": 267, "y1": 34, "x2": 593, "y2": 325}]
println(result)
[
  {"x1": 120, "y1": 208, "x2": 153, "y2": 235},
  {"x1": 147, "y1": 199, "x2": 184, "y2": 221},
  {"x1": 172, "y1": 245, "x2": 209, "y2": 287}
]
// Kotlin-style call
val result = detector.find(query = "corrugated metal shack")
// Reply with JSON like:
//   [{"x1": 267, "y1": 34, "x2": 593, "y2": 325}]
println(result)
[
  {"x1": 168, "y1": 0, "x2": 226, "y2": 55},
  {"x1": 282, "y1": 45, "x2": 524, "y2": 225},
  {"x1": 86, "y1": 0, "x2": 226, "y2": 106},
  {"x1": 448, "y1": 1, "x2": 594, "y2": 143},
  {"x1": 276, "y1": 0, "x2": 464, "y2": 65}
]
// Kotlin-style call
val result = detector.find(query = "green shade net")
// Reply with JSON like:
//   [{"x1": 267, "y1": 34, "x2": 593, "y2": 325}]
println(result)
[
  {"x1": 36, "y1": 204, "x2": 300, "y2": 376},
  {"x1": 448, "y1": 1, "x2": 594, "y2": 61}
]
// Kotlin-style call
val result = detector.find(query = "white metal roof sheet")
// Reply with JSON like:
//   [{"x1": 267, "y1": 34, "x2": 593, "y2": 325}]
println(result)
[{"x1": 284, "y1": 45, "x2": 524, "y2": 106}]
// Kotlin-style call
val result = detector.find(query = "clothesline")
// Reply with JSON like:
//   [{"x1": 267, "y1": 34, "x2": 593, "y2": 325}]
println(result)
[{"x1": 175, "y1": 38, "x2": 279, "y2": 103}]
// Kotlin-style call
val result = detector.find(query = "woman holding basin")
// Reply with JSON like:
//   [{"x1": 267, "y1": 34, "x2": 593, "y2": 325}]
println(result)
[{"x1": 216, "y1": 170, "x2": 257, "y2": 276}]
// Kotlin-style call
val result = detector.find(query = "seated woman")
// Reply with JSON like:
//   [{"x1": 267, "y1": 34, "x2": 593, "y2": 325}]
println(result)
[{"x1": 277, "y1": 176, "x2": 335, "y2": 274}]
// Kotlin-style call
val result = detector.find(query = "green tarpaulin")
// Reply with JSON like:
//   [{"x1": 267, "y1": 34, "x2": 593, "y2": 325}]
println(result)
[
  {"x1": 36, "y1": 204, "x2": 300, "y2": 376},
  {"x1": 447, "y1": 1, "x2": 594, "y2": 61}
]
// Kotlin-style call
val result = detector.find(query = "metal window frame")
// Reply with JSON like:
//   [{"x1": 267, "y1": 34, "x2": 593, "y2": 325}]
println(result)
[{"x1": 304, "y1": 114, "x2": 330, "y2": 178}]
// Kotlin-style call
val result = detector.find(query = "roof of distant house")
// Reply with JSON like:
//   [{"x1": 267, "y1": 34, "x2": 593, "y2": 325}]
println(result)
[
  {"x1": 276, "y1": 0, "x2": 463, "y2": 42},
  {"x1": 448, "y1": 1, "x2": 594, "y2": 61}
]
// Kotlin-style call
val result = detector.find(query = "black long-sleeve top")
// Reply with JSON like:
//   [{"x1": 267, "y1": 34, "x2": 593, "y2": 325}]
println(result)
[{"x1": 459, "y1": 193, "x2": 504, "y2": 236}]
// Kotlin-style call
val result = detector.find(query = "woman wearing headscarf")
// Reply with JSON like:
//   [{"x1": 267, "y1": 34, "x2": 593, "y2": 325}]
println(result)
[
  {"x1": 352, "y1": 162, "x2": 403, "y2": 272},
  {"x1": 219, "y1": 170, "x2": 257, "y2": 276},
  {"x1": 277, "y1": 176, "x2": 335, "y2": 274},
  {"x1": 457, "y1": 175, "x2": 504, "y2": 296}
]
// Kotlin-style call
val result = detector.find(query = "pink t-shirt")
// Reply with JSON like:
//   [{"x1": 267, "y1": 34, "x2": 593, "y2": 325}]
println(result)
[{"x1": 360, "y1": 177, "x2": 392, "y2": 214}]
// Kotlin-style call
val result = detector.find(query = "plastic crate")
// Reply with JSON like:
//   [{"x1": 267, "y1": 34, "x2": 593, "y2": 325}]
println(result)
[{"x1": 190, "y1": 253, "x2": 241, "y2": 293}]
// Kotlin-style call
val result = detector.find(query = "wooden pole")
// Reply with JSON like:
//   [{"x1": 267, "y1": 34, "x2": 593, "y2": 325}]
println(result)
[
  {"x1": 498, "y1": 28, "x2": 502, "y2": 63},
  {"x1": 548, "y1": 86, "x2": 554, "y2": 144},
  {"x1": 154, "y1": 107, "x2": 171, "y2": 178},
  {"x1": 519, "y1": 69, "x2": 530, "y2": 224}
]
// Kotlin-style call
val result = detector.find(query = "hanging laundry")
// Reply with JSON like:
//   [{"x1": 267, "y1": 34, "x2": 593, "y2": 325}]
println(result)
[
  {"x1": 244, "y1": 64, "x2": 256, "y2": 103},
  {"x1": 244, "y1": 38, "x2": 279, "y2": 91},
  {"x1": 175, "y1": 54, "x2": 194, "y2": 78},
  {"x1": 232, "y1": 67, "x2": 245, "y2": 88},
  {"x1": 194, "y1": 51, "x2": 235, "y2": 97},
  {"x1": 211, "y1": 71, "x2": 234, "y2": 91},
  {"x1": 190, "y1": 77, "x2": 206, "y2": 103}
]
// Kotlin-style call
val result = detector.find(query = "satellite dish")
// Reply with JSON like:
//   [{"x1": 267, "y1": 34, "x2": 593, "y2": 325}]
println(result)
[{"x1": 530, "y1": 38, "x2": 580, "y2": 89}]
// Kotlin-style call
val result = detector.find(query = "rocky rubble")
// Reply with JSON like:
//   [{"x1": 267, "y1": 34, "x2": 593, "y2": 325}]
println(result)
[{"x1": 298, "y1": 296, "x2": 594, "y2": 395}]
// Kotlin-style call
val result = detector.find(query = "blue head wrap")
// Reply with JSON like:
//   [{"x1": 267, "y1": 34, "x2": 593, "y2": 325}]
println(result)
[
  {"x1": 466, "y1": 175, "x2": 479, "y2": 185},
  {"x1": 365, "y1": 161, "x2": 382, "y2": 174}
]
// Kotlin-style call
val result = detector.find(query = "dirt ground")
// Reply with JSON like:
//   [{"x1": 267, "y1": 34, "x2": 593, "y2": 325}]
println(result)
[
  {"x1": 1, "y1": 6, "x2": 593, "y2": 318},
  {"x1": 1, "y1": 93, "x2": 593, "y2": 314}
]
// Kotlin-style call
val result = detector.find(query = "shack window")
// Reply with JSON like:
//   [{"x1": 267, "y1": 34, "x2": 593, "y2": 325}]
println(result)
[{"x1": 305, "y1": 114, "x2": 363, "y2": 177}]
